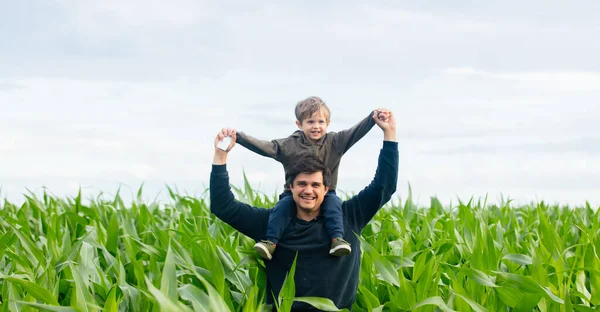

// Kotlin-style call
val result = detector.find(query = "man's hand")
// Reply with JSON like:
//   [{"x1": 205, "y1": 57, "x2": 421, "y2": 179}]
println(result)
[
  {"x1": 372, "y1": 109, "x2": 397, "y2": 142},
  {"x1": 213, "y1": 128, "x2": 237, "y2": 165}
]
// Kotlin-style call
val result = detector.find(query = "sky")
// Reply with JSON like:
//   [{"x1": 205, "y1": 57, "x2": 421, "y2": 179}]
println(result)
[{"x1": 1, "y1": 1, "x2": 599, "y2": 208}]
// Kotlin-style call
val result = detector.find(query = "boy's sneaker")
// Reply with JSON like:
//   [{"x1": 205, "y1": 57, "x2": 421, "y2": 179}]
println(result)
[
  {"x1": 329, "y1": 238, "x2": 351, "y2": 256},
  {"x1": 254, "y1": 240, "x2": 276, "y2": 260}
]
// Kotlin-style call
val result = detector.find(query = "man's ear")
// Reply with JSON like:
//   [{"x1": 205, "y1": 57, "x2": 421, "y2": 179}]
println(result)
[
  {"x1": 324, "y1": 186, "x2": 330, "y2": 193},
  {"x1": 295, "y1": 120, "x2": 302, "y2": 129}
]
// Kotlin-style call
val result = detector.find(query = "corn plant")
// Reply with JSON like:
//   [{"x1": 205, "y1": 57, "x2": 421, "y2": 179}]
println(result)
[{"x1": 0, "y1": 182, "x2": 598, "y2": 311}]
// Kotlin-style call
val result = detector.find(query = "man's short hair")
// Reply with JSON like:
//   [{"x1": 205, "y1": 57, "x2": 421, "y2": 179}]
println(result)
[
  {"x1": 294, "y1": 96, "x2": 331, "y2": 123},
  {"x1": 286, "y1": 155, "x2": 331, "y2": 188}
]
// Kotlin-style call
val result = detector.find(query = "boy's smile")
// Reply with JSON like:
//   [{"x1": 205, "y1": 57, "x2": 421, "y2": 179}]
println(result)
[{"x1": 296, "y1": 108, "x2": 330, "y2": 142}]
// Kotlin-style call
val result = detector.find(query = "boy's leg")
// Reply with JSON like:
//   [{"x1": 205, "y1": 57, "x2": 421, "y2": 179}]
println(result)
[
  {"x1": 323, "y1": 191, "x2": 351, "y2": 256},
  {"x1": 266, "y1": 192, "x2": 295, "y2": 243},
  {"x1": 254, "y1": 191, "x2": 295, "y2": 260}
]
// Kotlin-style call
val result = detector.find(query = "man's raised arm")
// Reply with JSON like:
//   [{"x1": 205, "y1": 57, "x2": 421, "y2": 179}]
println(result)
[
  {"x1": 343, "y1": 110, "x2": 399, "y2": 232},
  {"x1": 210, "y1": 128, "x2": 269, "y2": 241}
]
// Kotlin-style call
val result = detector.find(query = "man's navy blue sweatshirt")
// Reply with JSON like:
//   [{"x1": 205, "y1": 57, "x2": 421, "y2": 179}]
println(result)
[{"x1": 210, "y1": 141, "x2": 399, "y2": 311}]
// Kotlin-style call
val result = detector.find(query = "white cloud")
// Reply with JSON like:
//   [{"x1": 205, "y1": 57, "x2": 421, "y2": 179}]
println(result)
[
  {"x1": 0, "y1": 139, "x2": 17, "y2": 152},
  {"x1": 130, "y1": 164, "x2": 155, "y2": 179},
  {"x1": 444, "y1": 67, "x2": 600, "y2": 91},
  {"x1": 61, "y1": 0, "x2": 218, "y2": 32},
  {"x1": 0, "y1": 81, "x2": 25, "y2": 90},
  {"x1": 361, "y1": 7, "x2": 506, "y2": 34}
]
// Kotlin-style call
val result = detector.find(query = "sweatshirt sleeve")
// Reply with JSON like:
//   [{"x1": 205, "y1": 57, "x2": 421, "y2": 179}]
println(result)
[
  {"x1": 331, "y1": 112, "x2": 377, "y2": 155},
  {"x1": 343, "y1": 141, "x2": 399, "y2": 232},
  {"x1": 210, "y1": 164, "x2": 269, "y2": 241},
  {"x1": 236, "y1": 131, "x2": 282, "y2": 161}
]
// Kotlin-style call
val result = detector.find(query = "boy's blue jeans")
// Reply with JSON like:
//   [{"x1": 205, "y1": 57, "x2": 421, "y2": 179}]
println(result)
[{"x1": 266, "y1": 190, "x2": 344, "y2": 244}]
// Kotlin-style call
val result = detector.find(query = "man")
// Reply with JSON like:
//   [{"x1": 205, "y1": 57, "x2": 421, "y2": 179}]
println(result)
[{"x1": 210, "y1": 110, "x2": 398, "y2": 311}]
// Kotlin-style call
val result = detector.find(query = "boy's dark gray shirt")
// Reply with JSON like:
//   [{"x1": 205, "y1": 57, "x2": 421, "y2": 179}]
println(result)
[{"x1": 235, "y1": 112, "x2": 376, "y2": 190}]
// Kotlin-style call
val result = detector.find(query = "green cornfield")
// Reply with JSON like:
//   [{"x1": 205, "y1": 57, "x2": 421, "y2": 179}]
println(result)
[{"x1": 0, "y1": 181, "x2": 599, "y2": 311}]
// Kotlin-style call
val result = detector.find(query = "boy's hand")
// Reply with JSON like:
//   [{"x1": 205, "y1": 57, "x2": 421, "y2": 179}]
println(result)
[
  {"x1": 214, "y1": 128, "x2": 237, "y2": 153},
  {"x1": 372, "y1": 109, "x2": 397, "y2": 141},
  {"x1": 374, "y1": 108, "x2": 391, "y2": 122}
]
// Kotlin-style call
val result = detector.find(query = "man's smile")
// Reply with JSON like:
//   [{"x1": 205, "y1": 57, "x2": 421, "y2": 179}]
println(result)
[{"x1": 300, "y1": 194, "x2": 316, "y2": 202}]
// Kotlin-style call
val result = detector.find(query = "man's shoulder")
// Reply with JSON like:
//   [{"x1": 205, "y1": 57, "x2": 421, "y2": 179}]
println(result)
[
  {"x1": 340, "y1": 195, "x2": 360, "y2": 212},
  {"x1": 342, "y1": 193, "x2": 362, "y2": 208},
  {"x1": 340, "y1": 197, "x2": 362, "y2": 231}
]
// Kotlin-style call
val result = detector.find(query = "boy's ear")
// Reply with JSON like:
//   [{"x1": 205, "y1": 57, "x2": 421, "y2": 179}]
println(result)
[{"x1": 295, "y1": 120, "x2": 302, "y2": 129}]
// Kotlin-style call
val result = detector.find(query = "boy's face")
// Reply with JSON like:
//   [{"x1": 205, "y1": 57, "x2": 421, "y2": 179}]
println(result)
[{"x1": 296, "y1": 108, "x2": 330, "y2": 141}]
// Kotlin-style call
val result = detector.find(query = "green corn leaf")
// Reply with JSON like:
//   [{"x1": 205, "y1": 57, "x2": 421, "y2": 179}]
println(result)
[
  {"x1": 160, "y1": 245, "x2": 178, "y2": 301},
  {"x1": 102, "y1": 286, "x2": 120, "y2": 312},
  {"x1": 294, "y1": 297, "x2": 345, "y2": 311},
  {"x1": 16, "y1": 302, "x2": 77, "y2": 312},
  {"x1": 357, "y1": 235, "x2": 400, "y2": 287},
  {"x1": 178, "y1": 284, "x2": 209, "y2": 312},
  {"x1": 0, "y1": 274, "x2": 59, "y2": 306},
  {"x1": 502, "y1": 254, "x2": 533, "y2": 266},
  {"x1": 413, "y1": 296, "x2": 456, "y2": 312},
  {"x1": 278, "y1": 254, "x2": 298, "y2": 312},
  {"x1": 358, "y1": 285, "x2": 380, "y2": 310},
  {"x1": 454, "y1": 293, "x2": 488, "y2": 312},
  {"x1": 69, "y1": 264, "x2": 97, "y2": 312},
  {"x1": 494, "y1": 271, "x2": 564, "y2": 304},
  {"x1": 463, "y1": 268, "x2": 497, "y2": 288},
  {"x1": 196, "y1": 274, "x2": 232, "y2": 311},
  {"x1": 145, "y1": 277, "x2": 192, "y2": 312}
]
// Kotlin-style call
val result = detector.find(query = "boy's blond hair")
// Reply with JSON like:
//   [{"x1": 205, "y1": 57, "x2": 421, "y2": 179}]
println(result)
[{"x1": 295, "y1": 96, "x2": 331, "y2": 123}]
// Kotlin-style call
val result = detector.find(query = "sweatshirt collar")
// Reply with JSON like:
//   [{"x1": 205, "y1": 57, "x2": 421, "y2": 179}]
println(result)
[{"x1": 292, "y1": 130, "x2": 326, "y2": 146}]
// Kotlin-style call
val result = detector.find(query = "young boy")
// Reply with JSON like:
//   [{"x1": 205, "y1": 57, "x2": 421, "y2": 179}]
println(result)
[{"x1": 235, "y1": 96, "x2": 384, "y2": 260}]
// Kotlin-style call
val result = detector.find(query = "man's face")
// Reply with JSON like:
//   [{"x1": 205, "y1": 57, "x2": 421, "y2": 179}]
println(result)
[{"x1": 290, "y1": 171, "x2": 329, "y2": 214}]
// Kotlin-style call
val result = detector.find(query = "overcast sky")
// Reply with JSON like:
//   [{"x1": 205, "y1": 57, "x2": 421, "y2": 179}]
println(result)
[{"x1": 1, "y1": 1, "x2": 599, "y2": 207}]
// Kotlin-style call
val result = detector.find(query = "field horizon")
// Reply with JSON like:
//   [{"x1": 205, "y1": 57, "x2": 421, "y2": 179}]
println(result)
[{"x1": 2, "y1": 182, "x2": 598, "y2": 212}]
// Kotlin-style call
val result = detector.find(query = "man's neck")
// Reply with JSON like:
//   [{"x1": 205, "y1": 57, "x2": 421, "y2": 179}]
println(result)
[{"x1": 296, "y1": 208, "x2": 321, "y2": 221}]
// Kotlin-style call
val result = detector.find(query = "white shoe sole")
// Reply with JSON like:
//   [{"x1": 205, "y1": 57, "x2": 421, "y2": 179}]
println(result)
[
  {"x1": 254, "y1": 243, "x2": 273, "y2": 260},
  {"x1": 329, "y1": 245, "x2": 351, "y2": 256}
]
